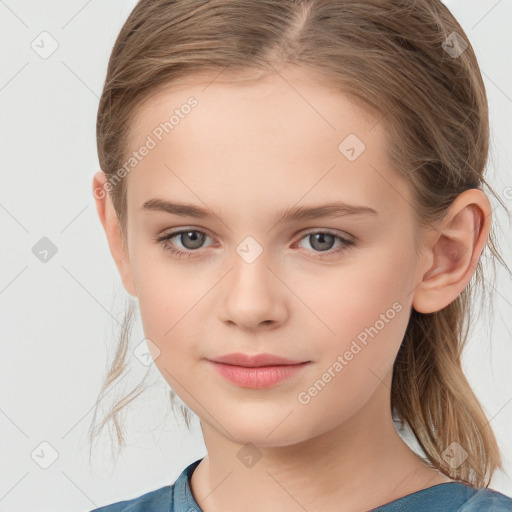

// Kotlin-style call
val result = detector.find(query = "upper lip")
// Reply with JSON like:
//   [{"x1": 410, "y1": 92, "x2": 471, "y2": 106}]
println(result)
[{"x1": 208, "y1": 352, "x2": 308, "y2": 367}]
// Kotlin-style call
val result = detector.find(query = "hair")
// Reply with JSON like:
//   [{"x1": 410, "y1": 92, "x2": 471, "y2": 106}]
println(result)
[{"x1": 90, "y1": 0, "x2": 511, "y2": 488}]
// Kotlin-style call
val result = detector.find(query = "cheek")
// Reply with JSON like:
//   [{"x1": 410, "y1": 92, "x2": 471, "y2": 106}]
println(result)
[
  {"x1": 294, "y1": 252, "x2": 410, "y2": 339},
  {"x1": 131, "y1": 254, "x2": 201, "y2": 357},
  {"x1": 294, "y1": 266, "x2": 410, "y2": 431},
  {"x1": 293, "y1": 250, "x2": 412, "y2": 395}
]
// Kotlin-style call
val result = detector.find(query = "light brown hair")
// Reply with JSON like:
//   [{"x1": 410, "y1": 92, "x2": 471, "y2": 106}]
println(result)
[{"x1": 90, "y1": 0, "x2": 511, "y2": 488}]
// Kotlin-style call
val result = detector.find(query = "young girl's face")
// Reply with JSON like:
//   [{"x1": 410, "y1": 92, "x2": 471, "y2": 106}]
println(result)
[{"x1": 120, "y1": 66, "x2": 430, "y2": 446}]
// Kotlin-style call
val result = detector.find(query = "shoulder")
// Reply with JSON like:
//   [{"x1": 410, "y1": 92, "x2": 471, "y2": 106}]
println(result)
[
  {"x1": 89, "y1": 458, "x2": 203, "y2": 512},
  {"x1": 457, "y1": 485, "x2": 512, "y2": 511},
  {"x1": 89, "y1": 485, "x2": 173, "y2": 512},
  {"x1": 373, "y1": 482, "x2": 512, "y2": 512}
]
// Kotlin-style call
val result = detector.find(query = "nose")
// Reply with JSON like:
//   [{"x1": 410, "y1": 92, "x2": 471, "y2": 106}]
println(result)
[{"x1": 219, "y1": 251, "x2": 288, "y2": 331}]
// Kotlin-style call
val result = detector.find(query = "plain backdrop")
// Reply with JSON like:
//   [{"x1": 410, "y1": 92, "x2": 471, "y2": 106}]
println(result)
[{"x1": 1, "y1": 1, "x2": 511, "y2": 510}]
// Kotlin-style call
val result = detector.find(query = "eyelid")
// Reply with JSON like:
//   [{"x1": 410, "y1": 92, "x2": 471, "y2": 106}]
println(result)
[
  {"x1": 155, "y1": 226, "x2": 215, "y2": 243},
  {"x1": 298, "y1": 227, "x2": 354, "y2": 242},
  {"x1": 155, "y1": 226, "x2": 356, "y2": 259},
  {"x1": 156, "y1": 226, "x2": 354, "y2": 244}
]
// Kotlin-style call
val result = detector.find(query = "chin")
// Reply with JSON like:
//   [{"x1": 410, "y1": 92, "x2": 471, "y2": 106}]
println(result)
[{"x1": 223, "y1": 417, "x2": 311, "y2": 449}]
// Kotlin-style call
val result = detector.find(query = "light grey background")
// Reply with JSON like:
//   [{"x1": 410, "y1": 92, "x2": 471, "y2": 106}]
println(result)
[{"x1": 1, "y1": 1, "x2": 511, "y2": 510}]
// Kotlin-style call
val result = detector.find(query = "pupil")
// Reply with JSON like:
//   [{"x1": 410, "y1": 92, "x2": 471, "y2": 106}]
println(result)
[
  {"x1": 312, "y1": 233, "x2": 334, "y2": 251},
  {"x1": 182, "y1": 231, "x2": 204, "y2": 249}
]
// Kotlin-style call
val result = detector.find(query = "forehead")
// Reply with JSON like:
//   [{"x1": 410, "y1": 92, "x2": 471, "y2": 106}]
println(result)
[
  {"x1": 130, "y1": 68, "x2": 380, "y2": 146},
  {"x1": 124, "y1": 67, "x2": 413, "y2": 221}
]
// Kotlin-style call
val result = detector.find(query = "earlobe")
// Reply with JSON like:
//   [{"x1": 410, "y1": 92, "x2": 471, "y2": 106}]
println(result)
[
  {"x1": 92, "y1": 170, "x2": 138, "y2": 297},
  {"x1": 412, "y1": 189, "x2": 491, "y2": 314}
]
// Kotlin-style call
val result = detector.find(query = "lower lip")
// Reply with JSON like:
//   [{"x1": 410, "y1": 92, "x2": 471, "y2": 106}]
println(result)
[{"x1": 209, "y1": 361, "x2": 310, "y2": 389}]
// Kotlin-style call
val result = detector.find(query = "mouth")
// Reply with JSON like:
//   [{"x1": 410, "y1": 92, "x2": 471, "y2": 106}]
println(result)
[
  {"x1": 207, "y1": 353, "x2": 311, "y2": 389},
  {"x1": 208, "y1": 352, "x2": 309, "y2": 368}
]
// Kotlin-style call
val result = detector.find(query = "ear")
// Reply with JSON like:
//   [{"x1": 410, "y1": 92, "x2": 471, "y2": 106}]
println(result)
[
  {"x1": 92, "y1": 170, "x2": 137, "y2": 297},
  {"x1": 412, "y1": 188, "x2": 491, "y2": 314}
]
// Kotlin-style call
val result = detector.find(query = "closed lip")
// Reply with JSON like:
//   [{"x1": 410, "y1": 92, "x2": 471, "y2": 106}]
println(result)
[{"x1": 208, "y1": 352, "x2": 308, "y2": 368}]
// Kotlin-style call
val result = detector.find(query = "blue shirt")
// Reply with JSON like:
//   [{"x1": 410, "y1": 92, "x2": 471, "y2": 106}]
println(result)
[{"x1": 90, "y1": 458, "x2": 512, "y2": 511}]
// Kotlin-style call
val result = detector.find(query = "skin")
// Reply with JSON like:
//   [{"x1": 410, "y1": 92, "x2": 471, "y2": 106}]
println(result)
[{"x1": 93, "y1": 65, "x2": 491, "y2": 512}]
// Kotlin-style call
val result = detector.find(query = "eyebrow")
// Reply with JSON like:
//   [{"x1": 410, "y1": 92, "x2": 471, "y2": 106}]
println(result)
[{"x1": 141, "y1": 198, "x2": 378, "y2": 223}]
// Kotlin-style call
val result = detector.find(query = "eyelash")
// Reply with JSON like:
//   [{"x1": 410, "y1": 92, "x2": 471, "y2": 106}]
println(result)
[{"x1": 155, "y1": 228, "x2": 355, "y2": 260}]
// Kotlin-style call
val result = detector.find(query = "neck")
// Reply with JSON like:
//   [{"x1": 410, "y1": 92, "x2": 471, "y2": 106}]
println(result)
[{"x1": 189, "y1": 377, "x2": 446, "y2": 512}]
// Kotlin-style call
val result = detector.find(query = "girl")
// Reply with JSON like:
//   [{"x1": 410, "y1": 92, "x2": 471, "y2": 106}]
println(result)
[{"x1": 89, "y1": 0, "x2": 512, "y2": 510}]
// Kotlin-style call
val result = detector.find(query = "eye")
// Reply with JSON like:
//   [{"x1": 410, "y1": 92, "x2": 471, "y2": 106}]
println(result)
[
  {"x1": 155, "y1": 229, "x2": 213, "y2": 259},
  {"x1": 293, "y1": 229, "x2": 355, "y2": 260},
  {"x1": 155, "y1": 228, "x2": 355, "y2": 260}
]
